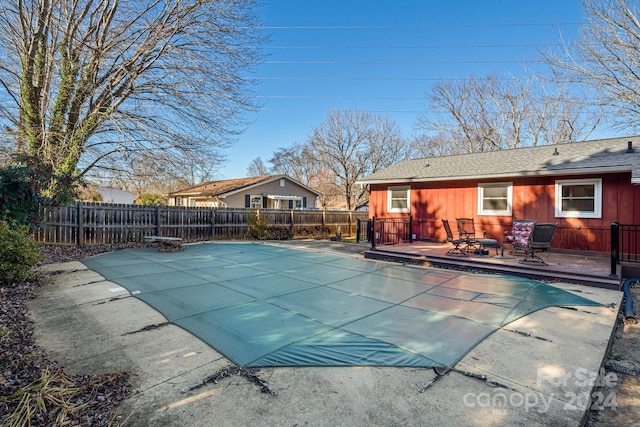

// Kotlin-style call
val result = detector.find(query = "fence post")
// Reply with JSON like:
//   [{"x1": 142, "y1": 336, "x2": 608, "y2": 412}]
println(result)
[
  {"x1": 610, "y1": 221, "x2": 619, "y2": 277},
  {"x1": 155, "y1": 206, "x2": 161, "y2": 237},
  {"x1": 371, "y1": 216, "x2": 376, "y2": 249},
  {"x1": 211, "y1": 208, "x2": 216, "y2": 240},
  {"x1": 409, "y1": 215, "x2": 413, "y2": 243},
  {"x1": 290, "y1": 209, "x2": 295, "y2": 235},
  {"x1": 77, "y1": 202, "x2": 84, "y2": 246},
  {"x1": 356, "y1": 219, "x2": 361, "y2": 243}
]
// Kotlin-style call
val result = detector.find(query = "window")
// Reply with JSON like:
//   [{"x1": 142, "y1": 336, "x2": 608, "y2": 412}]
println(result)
[
  {"x1": 280, "y1": 178, "x2": 285, "y2": 187},
  {"x1": 175, "y1": 196, "x2": 183, "y2": 206},
  {"x1": 388, "y1": 186, "x2": 410, "y2": 213},
  {"x1": 188, "y1": 198, "x2": 196, "y2": 207},
  {"x1": 478, "y1": 182, "x2": 512, "y2": 216},
  {"x1": 555, "y1": 178, "x2": 602, "y2": 218},
  {"x1": 250, "y1": 195, "x2": 262, "y2": 209}
]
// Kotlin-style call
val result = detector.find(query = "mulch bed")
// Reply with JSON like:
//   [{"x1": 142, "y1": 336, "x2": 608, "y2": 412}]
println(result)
[{"x1": 0, "y1": 243, "x2": 155, "y2": 426}]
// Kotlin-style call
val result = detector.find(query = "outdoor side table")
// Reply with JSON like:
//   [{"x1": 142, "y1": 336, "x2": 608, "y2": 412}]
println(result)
[{"x1": 473, "y1": 238, "x2": 502, "y2": 255}]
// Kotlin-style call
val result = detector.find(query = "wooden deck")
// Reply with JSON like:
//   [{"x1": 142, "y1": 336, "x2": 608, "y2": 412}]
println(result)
[{"x1": 365, "y1": 241, "x2": 623, "y2": 290}]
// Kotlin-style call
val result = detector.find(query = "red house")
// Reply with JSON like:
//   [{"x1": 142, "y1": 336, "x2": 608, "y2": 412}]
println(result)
[{"x1": 358, "y1": 137, "x2": 640, "y2": 254}]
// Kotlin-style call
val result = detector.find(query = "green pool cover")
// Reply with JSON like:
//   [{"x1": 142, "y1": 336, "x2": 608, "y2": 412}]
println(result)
[{"x1": 81, "y1": 242, "x2": 601, "y2": 369}]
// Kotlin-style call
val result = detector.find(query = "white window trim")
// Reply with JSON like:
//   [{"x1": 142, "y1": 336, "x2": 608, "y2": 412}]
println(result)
[
  {"x1": 477, "y1": 182, "x2": 513, "y2": 216},
  {"x1": 387, "y1": 186, "x2": 410, "y2": 213},
  {"x1": 250, "y1": 194, "x2": 263, "y2": 209},
  {"x1": 555, "y1": 178, "x2": 602, "y2": 218}
]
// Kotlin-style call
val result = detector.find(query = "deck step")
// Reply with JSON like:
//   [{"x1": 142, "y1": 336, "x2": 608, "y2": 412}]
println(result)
[{"x1": 365, "y1": 248, "x2": 621, "y2": 290}]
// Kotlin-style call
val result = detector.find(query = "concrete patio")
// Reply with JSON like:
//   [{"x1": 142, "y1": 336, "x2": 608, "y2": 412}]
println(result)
[{"x1": 28, "y1": 240, "x2": 624, "y2": 426}]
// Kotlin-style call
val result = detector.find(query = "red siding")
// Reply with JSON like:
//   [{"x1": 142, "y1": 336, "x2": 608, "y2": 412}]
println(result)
[{"x1": 368, "y1": 172, "x2": 640, "y2": 253}]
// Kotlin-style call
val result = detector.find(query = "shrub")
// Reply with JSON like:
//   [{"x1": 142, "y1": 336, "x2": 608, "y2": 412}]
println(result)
[
  {"x1": 246, "y1": 214, "x2": 270, "y2": 240},
  {"x1": 0, "y1": 155, "x2": 75, "y2": 227},
  {"x1": 0, "y1": 221, "x2": 42, "y2": 286},
  {"x1": 267, "y1": 226, "x2": 293, "y2": 240},
  {"x1": 136, "y1": 194, "x2": 166, "y2": 206},
  {"x1": 246, "y1": 215, "x2": 292, "y2": 240}
]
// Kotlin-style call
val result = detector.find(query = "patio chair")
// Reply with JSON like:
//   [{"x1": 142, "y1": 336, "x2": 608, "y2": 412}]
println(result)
[
  {"x1": 521, "y1": 223, "x2": 558, "y2": 265},
  {"x1": 442, "y1": 219, "x2": 469, "y2": 256},
  {"x1": 456, "y1": 217, "x2": 481, "y2": 251},
  {"x1": 503, "y1": 219, "x2": 537, "y2": 254},
  {"x1": 456, "y1": 217, "x2": 479, "y2": 239}
]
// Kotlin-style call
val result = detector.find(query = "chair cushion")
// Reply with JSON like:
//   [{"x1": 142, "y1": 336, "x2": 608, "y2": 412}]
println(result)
[{"x1": 511, "y1": 221, "x2": 535, "y2": 247}]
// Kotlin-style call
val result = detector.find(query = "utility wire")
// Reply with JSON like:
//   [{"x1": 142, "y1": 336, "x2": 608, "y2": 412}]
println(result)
[
  {"x1": 266, "y1": 43, "x2": 563, "y2": 50},
  {"x1": 263, "y1": 60, "x2": 546, "y2": 65},
  {"x1": 256, "y1": 22, "x2": 581, "y2": 30}
]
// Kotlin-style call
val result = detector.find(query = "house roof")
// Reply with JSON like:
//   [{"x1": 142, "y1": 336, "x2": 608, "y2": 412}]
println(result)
[
  {"x1": 357, "y1": 136, "x2": 640, "y2": 185},
  {"x1": 168, "y1": 175, "x2": 322, "y2": 198}
]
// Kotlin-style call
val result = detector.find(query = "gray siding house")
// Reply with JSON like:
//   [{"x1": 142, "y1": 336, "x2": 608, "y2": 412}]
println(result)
[{"x1": 167, "y1": 175, "x2": 321, "y2": 209}]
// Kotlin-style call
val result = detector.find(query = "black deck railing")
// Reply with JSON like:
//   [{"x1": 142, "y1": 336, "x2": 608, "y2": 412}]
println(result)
[
  {"x1": 611, "y1": 222, "x2": 640, "y2": 275},
  {"x1": 367, "y1": 216, "x2": 413, "y2": 248}
]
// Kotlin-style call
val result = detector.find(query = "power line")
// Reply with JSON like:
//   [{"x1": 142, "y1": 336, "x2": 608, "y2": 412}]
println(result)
[
  {"x1": 258, "y1": 107, "x2": 602, "y2": 115},
  {"x1": 263, "y1": 60, "x2": 546, "y2": 65},
  {"x1": 266, "y1": 43, "x2": 563, "y2": 50},
  {"x1": 257, "y1": 23, "x2": 581, "y2": 30},
  {"x1": 256, "y1": 96, "x2": 424, "y2": 100},
  {"x1": 257, "y1": 95, "x2": 600, "y2": 102},
  {"x1": 259, "y1": 107, "x2": 423, "y2": 113},
  {"x1": 257, "y1": 77, "x2": 525, "y2": 81}
]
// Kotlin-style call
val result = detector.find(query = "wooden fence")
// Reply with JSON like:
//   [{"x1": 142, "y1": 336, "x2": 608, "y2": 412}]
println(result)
[{"x1": 31, "y1": 202, "x2": 369, "y2": 245}]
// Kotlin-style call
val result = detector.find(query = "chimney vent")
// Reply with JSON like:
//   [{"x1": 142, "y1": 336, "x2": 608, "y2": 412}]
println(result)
[{"x1": 627, "y1": 140, "x2": 634, "y2": 153}]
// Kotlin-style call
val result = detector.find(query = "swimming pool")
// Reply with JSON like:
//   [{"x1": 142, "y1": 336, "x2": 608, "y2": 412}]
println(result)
[{"x1": 81, "y1": 242, "x2": 600, "y2": 368}]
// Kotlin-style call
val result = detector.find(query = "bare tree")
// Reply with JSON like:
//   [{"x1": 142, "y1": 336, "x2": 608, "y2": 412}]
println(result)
[
  {"x1": 246, "y1": 156, "x2": 269, "y2": 177},
  {"x1": 307, "y1": 110, "x2": 406, "y2": 210},
  {"x1": 104, "y1": 151, "x2": 190, "y2": 197},
  {"x1": 416, "y1": 74, "x2": 599, "y2": 154},
  {"x1": 406, "y1": 133, "x2": 458, "y2": 158},
  {"x1": 268, "y1": 143, "x2": 318, "y2": 185},
  {"x1": 544, "y1": 0, "x2": 640, "y2": 131},
  {"x1": 0, "y1": 0, "x2": 263, "y2": 194},
  {"x1": 526, "y1": 83, "x2": 601, "y2": 145},
  {"x1": 418, "y1": 75, "x2": 502, "y2": 153}
]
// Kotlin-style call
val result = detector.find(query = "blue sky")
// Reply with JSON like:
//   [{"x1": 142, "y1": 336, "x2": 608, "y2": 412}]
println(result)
[{"x1": 219, "y1": 0, "x2": 589, "y2": 178}]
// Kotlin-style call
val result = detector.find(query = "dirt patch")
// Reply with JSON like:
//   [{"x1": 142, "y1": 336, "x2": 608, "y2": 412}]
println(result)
[{"x1": 585, "y1": 283, "x2": 640, "y2": 427}]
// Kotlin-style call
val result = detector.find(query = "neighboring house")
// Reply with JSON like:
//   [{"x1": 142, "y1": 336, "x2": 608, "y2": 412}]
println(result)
[
  {"x1": 357, "y1": 137, "x2": 640, "y2": 253},
  {"x1": 96, "y1": 187, "x2": 135, "y2": 204},
  {"x1": 167, "y1": 175, "x2": 321, "y2": 209}
]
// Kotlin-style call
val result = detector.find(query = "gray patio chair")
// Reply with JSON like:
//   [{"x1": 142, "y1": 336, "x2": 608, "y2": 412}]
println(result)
[
  {"x1": 521, "y1": 223, "x2": 558, "y2": 265},
  {"x1": 442, "y1": 219, "x2": 469, "y2": 256}
]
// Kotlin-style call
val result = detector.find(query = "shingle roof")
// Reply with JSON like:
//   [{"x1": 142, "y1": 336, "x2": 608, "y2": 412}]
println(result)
[
  {"x1": 169, "y1": 176, "x2": 277, "y2": 197},
  {"x1": 358, "y1": 136, "x2": 640, "y2": 185},
  {"x1": 169, "y1": 175, "x2": 322, "y2": 197}
]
